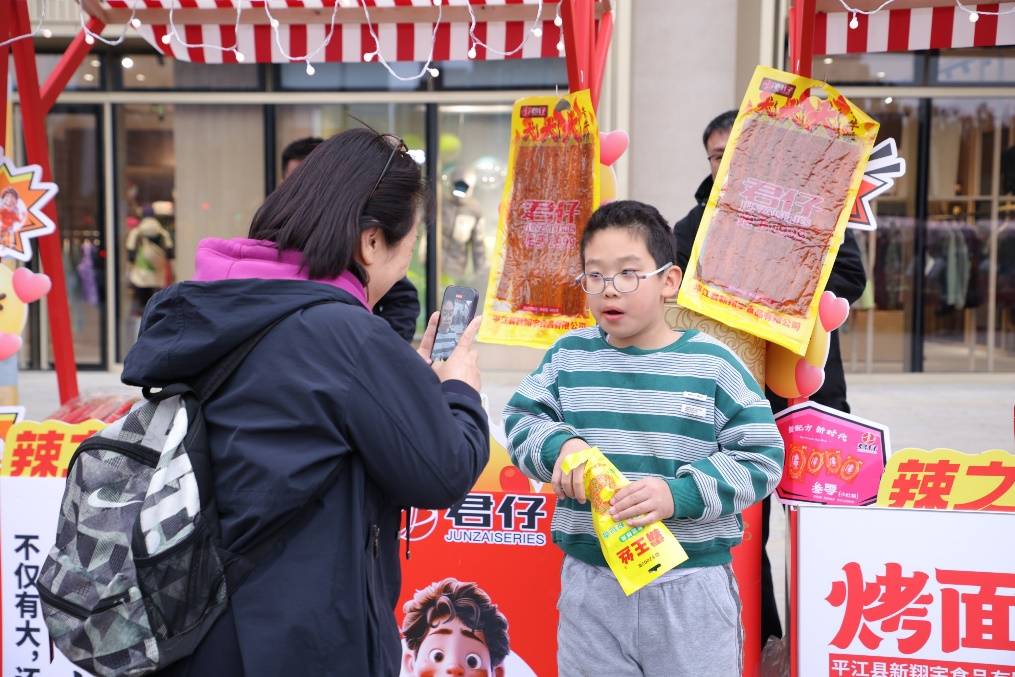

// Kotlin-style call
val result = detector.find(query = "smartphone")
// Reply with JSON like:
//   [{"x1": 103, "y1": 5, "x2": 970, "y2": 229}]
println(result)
[{"x1": 431, "y1": 286, "x2": 479, "y2": 361}]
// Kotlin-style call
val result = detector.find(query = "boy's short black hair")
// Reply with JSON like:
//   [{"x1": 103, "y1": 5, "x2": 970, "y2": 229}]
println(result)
[
  {"x1": 581, "y1": 200, "x2": 675, "y2": 269},
  {"x1": 281, "y1": 136, "x2": 324, "y2": 170},
  {"x1": 702, "y1": 110, "x2": 737, "y2": 147}
]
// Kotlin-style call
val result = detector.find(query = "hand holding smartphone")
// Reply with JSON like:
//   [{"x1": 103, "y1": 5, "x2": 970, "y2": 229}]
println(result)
[{"x1": 430, "y1": 286, "x2": 480, "y2": 362}]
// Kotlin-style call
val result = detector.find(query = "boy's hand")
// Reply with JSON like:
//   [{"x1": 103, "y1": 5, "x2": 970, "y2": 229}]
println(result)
[
  {"x1": 609, "y1": 478, "x2": 674, "y2": 527},
  {"x1": 552, "y1": 438, "x2": 591, "y2": 503}
]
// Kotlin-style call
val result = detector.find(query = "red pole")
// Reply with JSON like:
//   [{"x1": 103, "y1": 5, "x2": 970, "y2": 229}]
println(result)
[
  {"x1": 589, "y1": 9, "x2": 612, "y2": 111},
  {"x1": 789, "y1": 0, "x2": 816, "y2": 78},
  {"x1": 0, "y1": 6, "x2": 10, "y2": 145},
  {"x1": 730, "y1": 502, "x2": 762, "y2": 677},
  {"x1": 9, "y1": 0, "x2": 80, "y2": 403},
  {"x1": 41, "y1": 16, "x2": 105, "y2": 114},
  {"x1": 561, "y1": 0, "x2": 592, "y2": 94}
]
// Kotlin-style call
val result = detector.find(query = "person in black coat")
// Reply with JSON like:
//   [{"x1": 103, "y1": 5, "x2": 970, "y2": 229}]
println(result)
[
  {"x1": 282, "y1": 136, "x2": 421, "y2": 342},
  {"x1": 673, "y1": 110, "x2": 868, "y2": 647},
  {"x1": 128, "y1": 129, "x2": 490, "y2": 676}
]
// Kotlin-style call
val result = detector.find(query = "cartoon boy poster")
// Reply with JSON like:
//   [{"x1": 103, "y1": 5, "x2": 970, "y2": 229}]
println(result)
[
  {"x1": 0, "y1": 148, "x2": 58, "y2": 262},
  {"x1": 401, "y1": 578, "x2": 530, "y2": 677}
]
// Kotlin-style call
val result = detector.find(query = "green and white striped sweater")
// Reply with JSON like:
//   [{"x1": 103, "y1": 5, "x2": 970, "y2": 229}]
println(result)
[{"x1": 504, "y1": 326, "x2": 785, "y2": 569}]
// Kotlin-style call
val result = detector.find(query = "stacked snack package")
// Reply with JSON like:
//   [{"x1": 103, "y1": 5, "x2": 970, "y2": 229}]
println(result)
[
  {"x1": 561, "y1": 447, "x2": 688, "y2": 596},
  {"x1": 478, "y1": 90, "x2": 600, "y2": 349},
  {"x1": 677, "y1": 66, "x2": 879, "y2": 355}
]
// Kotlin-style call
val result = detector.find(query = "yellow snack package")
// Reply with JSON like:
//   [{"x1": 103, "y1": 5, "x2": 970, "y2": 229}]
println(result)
[
  {"x1": 676, "y1": 65, "x2": 879, "y2": 355},
  {"x1": 477, "y1": 90, "x2": 600, "y2": 350},
  {"x1": 561, "y1": 447, "x2": 688, "y2": 596}
]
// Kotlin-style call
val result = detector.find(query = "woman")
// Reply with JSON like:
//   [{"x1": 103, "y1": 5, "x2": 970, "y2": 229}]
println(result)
[{"x1": 124, "y1": 129, "x2": 489, "y2": 676}]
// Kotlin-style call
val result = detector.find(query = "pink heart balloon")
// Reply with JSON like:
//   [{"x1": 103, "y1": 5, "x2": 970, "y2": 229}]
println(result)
[
  {"x1": 12, "y1": 267, "x2": 51, "y2": 304},
  {"x1": 795, "y1": 359, "x2": 825, "y2": 399},
  {"x1": 818, "y1": 291, "x2": 849, "y2": 332},
  {"x1": 599, "y1": 130, "x2": 629, "y2": 167},
  {"x1": 0, "y1": 333, "x2": 23, "y2": 361}
]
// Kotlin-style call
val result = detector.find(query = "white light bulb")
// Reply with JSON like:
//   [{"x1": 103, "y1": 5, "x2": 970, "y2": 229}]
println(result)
[
  {"x1": 428, "y1": 66, "x2": 440, "y2": 78},
  {"x1": 969, "y1": 11, "x2": 980, "y2": 23},
  {"x1": 823, "y1": 57, "x2": 834, "y2": 65},
  {"x1": 849, "y1": 13, "x2": 859, "y2": 29},
  {"x1": 270, "y1": 17, "x2": 279, "y2": 28},
  {"x1": 467, "y1": 45, "x2": 477, "y2": 59},
  {"x1": 85, "y1": 34, "x2": 95, "y2": 45},
  {"x1": 306, "y1": 62, "x2": 315, "y2": 76},
  {"x1": 83, "y1": 73, "x2": 95, "y2": 82},
  {"x1": 41, "y1": 28, "x2": 53, "y2": 38},
  {"x1": 553, "y1": 14, "x2": 562, "y2": 27},
  {"x1": 130, "y1": 17, "x2": 141, "y2": 29},
  {"x1": 121, "y1": 56, "x2": 135, "y2": 69},
  {"x1": 364, "y1": 51, "x2": 376, "y2": 62},
  {"x1": 884, "y1": 96, "x2": 894, "y2": 104},
  {"x1": 160, "y1": 33, "x2": 171, "y2": 45},
  {"x1": 532, "y1": 26, "x2": 543, "y2": 38},
  {"x1": 136, "y1": 73, "x2": 146, "y2": 82},
  {"x1": 556, "y1": 38, "x2": 564, "y2": 52},
  {"x1": 433, "y1": 0, "x2": 441, "y2": 5},
  {"x1": 235, "y1": 50, "x2": 246, "y2": 62}
]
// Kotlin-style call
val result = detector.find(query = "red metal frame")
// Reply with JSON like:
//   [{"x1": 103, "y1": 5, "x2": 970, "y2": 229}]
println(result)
[{"x1": 1, "y1": 0, "x2": 106, "y2": 403}]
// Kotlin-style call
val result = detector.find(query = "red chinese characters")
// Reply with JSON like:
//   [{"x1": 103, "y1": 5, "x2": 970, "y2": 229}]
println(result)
[{"x1": 827, "y1": 562, "x2": 1015, "y2": 656}]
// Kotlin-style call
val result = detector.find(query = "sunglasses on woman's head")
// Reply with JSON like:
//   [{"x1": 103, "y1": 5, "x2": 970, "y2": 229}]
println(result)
[{"x1": 370, "y1": 135, "x2": 409, "y2": 196}]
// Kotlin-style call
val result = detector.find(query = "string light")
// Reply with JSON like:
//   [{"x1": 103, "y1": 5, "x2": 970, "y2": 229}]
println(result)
[
  {"x1": 467, "y1": 44, "x2": 477, "y2": 59},
  {"x1": 160, "y1": 0, "x2": 247, "y2": 65},
  {"x1": 306, "y1": 63, "x2": 316, "y2": 76},
  {"x1": 261, "y1": 0, "x2": 344, "y2": 77},
  {"x1": 553, "y1": 4, "x2": 563, "y2": 28},
  {"x1": 358, "y1": 0, "x2": 444, "y2": 81},
  {"x1": 836, "y1": 1, "x2": 1015, "y2": 22},
  {"x1": 0, "y1": 0, "x2": 47, "y2": 48},
  {"x1": 130, "y1": 17, "x2": 142, "y2": 29},
  {"x1": 466, "y1": 0, "x2": 545, "y2": 58},
  {"x1": 79, "y1": 0, "x2": 141, "y2": 47}
]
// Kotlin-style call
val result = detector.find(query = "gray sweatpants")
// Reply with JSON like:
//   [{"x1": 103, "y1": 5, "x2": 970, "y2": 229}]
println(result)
[{"x1": 557, "y1": 556, "x2": 743, "y2": 677}]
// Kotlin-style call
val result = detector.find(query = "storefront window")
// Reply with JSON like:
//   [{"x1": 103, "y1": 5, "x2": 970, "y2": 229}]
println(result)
[
  {"x1": 933, "y1": 47, "x2": 1015, "y2": 84},
  {"x1": 116, "y1": 103, "x2": 265, "y2": 360},
  {"x1": 276, "y1": 103, "x2": 427, "y2": 333},
  {"x1": 436, "y1": 105, "x2": 510, "y2": 308},
  {"x1": 841, "y1": 98, "x2": 920, "y2": 374},
  {"x1": 278, "y1": 62, "x2": 424, "y2": 91},
  {"x1": 48, "y1": 108, "x2": 106, "y2": 367},
  {"x1": 119, "y1": 54, "x2": 261, "y2": 90},
  {"x1": 439, "y1": 58, "x2": 567, "y2": 89},
  {"x1": 926, "y1": 99, "x2": 1015, "y2": 372},
  {"x1": 811, "y1": 53, "x2": 918, "y2": 85},
  {"x1": 11, "y1": 53, "x2": 102, "y2": 90}
]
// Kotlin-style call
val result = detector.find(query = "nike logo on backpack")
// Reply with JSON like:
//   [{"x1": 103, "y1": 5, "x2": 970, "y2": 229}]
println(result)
[{"x1": 87, "y1": 490, "x2": 143, "y2": 510}]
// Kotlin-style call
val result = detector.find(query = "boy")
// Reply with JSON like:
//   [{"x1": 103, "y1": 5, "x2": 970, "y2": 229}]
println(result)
[
  {"x1": 401, "y1": 578, "x2": 510, "y2": 677},
  {"x1": 504, "y1": 200, "x2": 784, "y2": 676}
]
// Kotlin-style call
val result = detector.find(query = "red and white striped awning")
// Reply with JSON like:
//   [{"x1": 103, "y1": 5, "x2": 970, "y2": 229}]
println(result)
[
  {"x1": 84, "y1": 0, "x2": 589, "y2": 63},
  {"x1": 815, "y1": 2, "x2": 1015, "y2": 55}
]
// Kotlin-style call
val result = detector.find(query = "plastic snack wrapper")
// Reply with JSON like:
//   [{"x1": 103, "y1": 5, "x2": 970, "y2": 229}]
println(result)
[
  {"x1": 561, "y1": 447, "x2": 688, "y2": 596},
  {"x1": 677, "y1": 65, "x2": 879, "y2": 355},
  {"x1": 478, "y1": 90, "x2": 600, "y2": 350}
]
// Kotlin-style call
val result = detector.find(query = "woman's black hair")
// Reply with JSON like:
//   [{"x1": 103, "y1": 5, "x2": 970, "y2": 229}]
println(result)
[{"x1": 249, "y1": 127, "x2": 426, "y2": 282}]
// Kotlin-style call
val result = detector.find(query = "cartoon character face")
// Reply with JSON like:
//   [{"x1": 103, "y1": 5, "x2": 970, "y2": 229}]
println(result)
[
  {"x1": 1, "y1": 192, "x2": 16, "y2": 209},
  {"x1": 0, "y1": 266, "x2": 28, "y2": 336},
  {"x1": 405, "y1": 618, "x2": 503, "y2": 677}
]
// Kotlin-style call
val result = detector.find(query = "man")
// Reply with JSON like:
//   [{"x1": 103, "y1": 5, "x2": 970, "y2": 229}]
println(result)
[
  {"x1": 673, "y1": 110, "x2": 868, "y2": 646},
  {"x1": 281, "y1": 136, "x2": 421, "y2": 342}
]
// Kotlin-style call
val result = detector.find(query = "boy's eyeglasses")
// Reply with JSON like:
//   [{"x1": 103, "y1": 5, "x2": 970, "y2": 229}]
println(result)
[{"x1": 576, "y1": 263, "x2": 674, "y2": 295}]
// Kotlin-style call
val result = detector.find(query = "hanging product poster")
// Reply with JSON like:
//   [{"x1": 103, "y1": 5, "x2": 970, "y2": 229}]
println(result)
[
  {"x1": 776, "y1": 401, "x2": 891, "y2": 507},
  {"x1": 0, "y1": 147, "x2": 58, "y2": 263},
  {"x1": 677, "y1": 66, "x2": 878, "y2": 355},
  {"x1": 478, "y1": 90, "x2": 600, "y2": 350}
]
